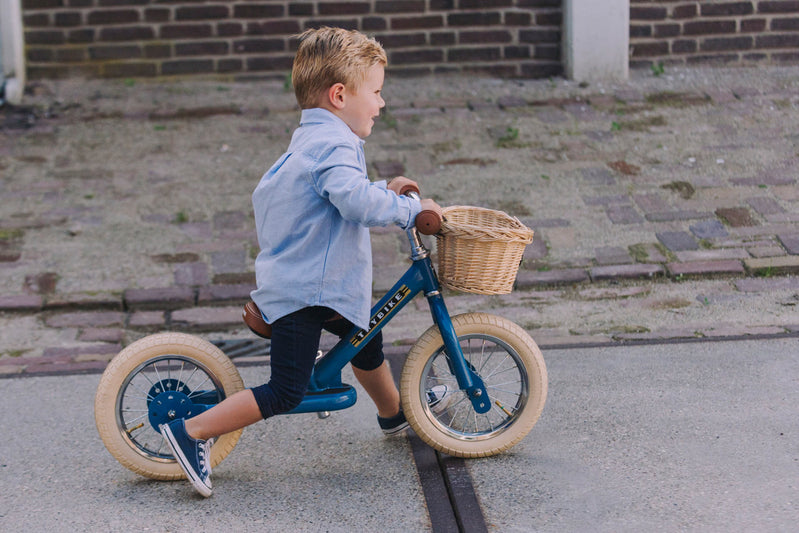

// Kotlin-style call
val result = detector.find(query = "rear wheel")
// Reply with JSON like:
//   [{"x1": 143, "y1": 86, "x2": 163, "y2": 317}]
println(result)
[
  {"x1": 401, "y1": 313, "x2": 547, "y2": 458},
  {"x1": 95, "y1": 332, "x2": 245, "y2": 480}
]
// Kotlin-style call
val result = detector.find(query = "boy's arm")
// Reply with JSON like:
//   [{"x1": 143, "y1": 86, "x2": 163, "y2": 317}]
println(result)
[{"x1": 314, "y1": 144, "x2": 421, "y2": 229}]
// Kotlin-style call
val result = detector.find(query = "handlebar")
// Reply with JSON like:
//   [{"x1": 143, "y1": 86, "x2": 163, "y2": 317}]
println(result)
[{"x1": 406, "y1": 189, "x2": 443, "y2": 235}]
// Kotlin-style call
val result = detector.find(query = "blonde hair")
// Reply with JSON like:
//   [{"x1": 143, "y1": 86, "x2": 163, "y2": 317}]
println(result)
[{"x1": 292, "y1": 27, "x2": 387, "y2": 109}]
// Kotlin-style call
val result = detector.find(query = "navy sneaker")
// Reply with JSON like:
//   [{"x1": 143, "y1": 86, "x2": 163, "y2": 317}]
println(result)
[
  {"x1": 160, "y1": 419, "x2": 213, "y2": 498},
  {"x1": 378, "y1": 385, "x2": 451, "y2": 435}
]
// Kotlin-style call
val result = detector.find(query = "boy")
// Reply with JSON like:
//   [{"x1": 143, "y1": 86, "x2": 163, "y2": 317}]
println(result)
[{"x1": 160, "y1": 27, "x2": 441, "y2": 497}]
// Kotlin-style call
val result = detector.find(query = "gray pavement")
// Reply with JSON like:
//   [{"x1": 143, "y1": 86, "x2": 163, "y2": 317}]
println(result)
[
  {"x1": 2, "y1": 338, "x2": 796, "y2": 531},
  {"x1": 2, "y1": 65, "x2": 799, "y2": 374}
]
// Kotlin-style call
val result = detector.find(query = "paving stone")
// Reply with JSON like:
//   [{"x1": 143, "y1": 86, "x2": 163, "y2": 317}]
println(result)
[
  {"x1": 716, "y1": 207, "x2": 758, "y2": 227},
  {"x1": 541, "y1": 227, "x2": 576, "y2": 249},
  {"x1": 747, "y1": 196, "x2": 784, "y2": 215},
  {"x1": 45, "y1": 311, "x2": 125, "y2": 328},
  {"x1": 179, "y1": 222, "x2": 213, "y2": 239},
  {"x1": 24, "y1": 272, "x2": 58, "y2": 294},
  {"x1": 583, "y1": 194, "x2": 628, "y2": 206},
  {"x1": 667, "y1": 260, "x2": 745, "y2": 277},
  {"x1": 589, "y1": 264, "x2": 663, "y2": 281},
  {"x1": 197, "y1": 283, "x2": 255, "y2": 304},
  {"x1": 129, "y1": 311, "x2": 166, "y2": 328},
  {"x1": 43, "y1": 291, "x2": 123, "y2": 310},
  {"x1": 124, "y1": 287, "x2": 195, "y2": 310},
  {"x1": 497, "y1": 95, "x2": 527, "y2": 109},
  {"x1": 211, "y1": 249, "x2": 247, "y2": 274},
  {"x1": 150, "y1": 252, "x2": 201, "y2": 263},
  {"x1": 23, "y1": 360, "x2": 108, "y2": 375},
  {"x1": 766, "y1": 213, "x2": 799, "y2": 223},
  {"x1": 78, "y1": 328, "x2": 125, "y2": 342},
  {"x1": 0, "y1": 294, "x2": 43, "y2": 311},
  {"x1": 373, "y1": 160, "x2": 405, "y2": 178},
  {"x1": 607, "y1": 205, "x2": 644, "y2": 224},
  {"x1": 579, "y1": 167, "x2": 616, "y2": 185},
  {"x1": 535, "y1": 107, "x2": 569, "y2": 124},
  {"x1": 657, "y1": 231, "x2": 698, "y2": 251},
  {"x1": 170, "y1": 306, "x2": 242, "y2": 331},
  {"x1": 523, "y1": 238, "x2": 548, "y2": 262},
  {"x1": 213, "y1": 210, "x2": 248, "y2": 231},
  {"x1": 595, "y1": 246, "x2": 633, "y2": 265},
  {"x1": 174, "y1": 262, "x2": 209, "y2": 286},
  {"x1": 630, "y1": 243, "x2": 668, "y2": 263},
  {"x1": 744, "y1": 256, "x2": 799, "y2": 275},
  {"x1": 645, "y1": 210, "x2": 714, "y2": 222},
  {"x1": 747, "y1": 245, "x2": 786, "y2": 258},
  {"x1": 633, "y1": 193, "x2": 669, "y2": 214},
  {"x1": 614, "y1": 89, "x2": 645, "y2": 103},
  {"x1": 675, "y1": 249, "x2": 749, "y2": 262},
  {"x1": 731, "y1": 176, "x2": 795, "y2": 186},
  {"x1": 515, "y1": 268, "x2": 589, "y2": 287},
  {"x1": 777, "y1": 234, "x2": 799, "y2": 254},
  {"x1": 735, "y1": 276, "x2": 799, "y2": 292},
  {"x1": 612, "y1": 327, "x2": 702, "y2": 341},
  {"x1": 689, "y1": 219, "x2": 728, "y2": 239},
  {"x1": 42, "y1": 343, "x2": 120, "y2": 358},
  {"x1": 520, "y1": 217, "x2": 570, "y2": 228},
  {"x1": 577, "y1": 286, "x2": 650, "y2": 300}
]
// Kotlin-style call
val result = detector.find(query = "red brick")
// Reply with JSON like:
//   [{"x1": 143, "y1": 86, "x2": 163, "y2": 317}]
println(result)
[
  {"x1": 102, "y1": 62, "x2": 156, "y2": 77},
  {"x1": 377, "y1": 0, "x2": 426, "y2": 13},
  {"x1": 391, "y1": 49, "x2": 444, "y2": 64},
  {"x1": 390, "y1": 15, "x2": 443, "y2": 30},
  {"x1": 447, "y1": 12, "x2": 501, "y2": 26},
  {"x1": 701, "y1": 36, "x2": 753, "y2": 52},
  {"x1": 684, "y1": 20, "x2": 736, "y2": 35},
  {"x1": 87, "y1": 9, "x2": 138, "y2": 25},
  {"x1": 175, "y1": 5, "x2": 229, "y2": 21},
  {"x1": 318, "y1": 2, "x2": 370, "y2": 15},
  {"x1": 758, "y1": 1, "x2": 799, "y2": 13},
  {"x1": 672, "y1": 4, "x2": 698, "y2": 19},
  {"x1": 630, "y1": 6, "x2": 667, "y2": 20},
  {"x1": 161, "y1": 24, "x2": 213, "y2": 39},
  {"x1": 99, "y1": 26, "x2": 154, "y2": 41},
  {"x1": 233, "y1": 4, "x2": 285, "y2": 18},
  {"x1": 700, "y1": 2, "x2": 754, "y2": 16},
  {"x1": 459, "y1": 30, "x2": 512, "y2": 44}
]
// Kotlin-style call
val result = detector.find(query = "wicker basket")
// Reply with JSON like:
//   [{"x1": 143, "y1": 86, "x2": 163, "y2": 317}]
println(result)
[{"x1": 435, "y1": 206, "x2": 534, "y2": 295}]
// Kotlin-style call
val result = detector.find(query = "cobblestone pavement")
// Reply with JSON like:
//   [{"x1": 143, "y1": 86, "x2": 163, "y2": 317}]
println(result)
[{"x1": 2, "y1": 65, "x2": 799, "y2": 376}]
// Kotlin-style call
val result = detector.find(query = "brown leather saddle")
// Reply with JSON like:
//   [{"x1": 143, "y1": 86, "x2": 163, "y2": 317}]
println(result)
[{"x1": 242, "y1": 301, "x2": 343, "y2": 339}]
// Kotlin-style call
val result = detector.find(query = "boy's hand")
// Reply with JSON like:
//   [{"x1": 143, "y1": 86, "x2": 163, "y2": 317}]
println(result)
[
  {"x1": 387, "y1": 176, "x2": 419, "y2": 196},
  {"x1": 420, "y1": 198, "x2": 441, "y2": 214}
]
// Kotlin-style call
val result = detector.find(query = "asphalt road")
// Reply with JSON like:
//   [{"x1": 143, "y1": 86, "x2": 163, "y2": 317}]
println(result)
[{"x1": 1, "y1": 337, "x2": 797, "y2": 532}]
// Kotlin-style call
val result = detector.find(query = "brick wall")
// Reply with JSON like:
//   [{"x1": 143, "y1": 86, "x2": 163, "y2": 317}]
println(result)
[
  {"x1": 21, "y1": 0, "x2": 563, "y2": 79},
  {"x1": 630, "y1": 1, "x2": 799, "y2": 67}
]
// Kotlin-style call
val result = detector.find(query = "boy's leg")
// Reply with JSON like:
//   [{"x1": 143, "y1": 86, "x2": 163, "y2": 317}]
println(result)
[
  {"x1": 184, "y1": 389, "x2": 261, "y2": 441},
  {"x1": 352, "y1": 362, "x2": 400, "y2": 418}
]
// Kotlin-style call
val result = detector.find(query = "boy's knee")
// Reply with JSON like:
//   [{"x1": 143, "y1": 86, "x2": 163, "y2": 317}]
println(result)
[{"x1": 251, "y1": 383, "x2": 305, "y2": 418}]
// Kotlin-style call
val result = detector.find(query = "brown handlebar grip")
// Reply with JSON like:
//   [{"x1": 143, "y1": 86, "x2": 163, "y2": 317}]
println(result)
[
  {"x1": 398, "y1": 183, "x2": 420, "y2": 196},
  {"x1": 415, "y1": 208, "x2": 442, "y2": 235}
]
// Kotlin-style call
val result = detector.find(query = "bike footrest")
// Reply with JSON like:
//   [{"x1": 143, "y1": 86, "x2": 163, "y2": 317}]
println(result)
[{"x1": 284, "y1": 384, "x2": 357, "y2": 415}]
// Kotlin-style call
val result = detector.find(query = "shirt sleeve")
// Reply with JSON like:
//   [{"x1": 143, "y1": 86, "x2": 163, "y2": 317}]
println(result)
[{"x1": 312, "y1": 143, "x2": 422, "y2": 229}]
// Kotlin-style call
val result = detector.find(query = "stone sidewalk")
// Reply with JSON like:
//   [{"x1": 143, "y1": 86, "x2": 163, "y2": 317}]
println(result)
[{"x1": 2, "y1": 65, "x2": 799, "y2": 376}]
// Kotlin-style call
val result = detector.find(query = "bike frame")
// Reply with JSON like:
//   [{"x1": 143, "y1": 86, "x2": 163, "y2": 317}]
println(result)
[{"x1": 286, "y1": 226, "x2": 491, "y2": 416}]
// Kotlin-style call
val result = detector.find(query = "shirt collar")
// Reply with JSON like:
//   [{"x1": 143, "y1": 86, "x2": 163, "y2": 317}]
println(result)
[{"x1": 299, "y1": 108, "x2": 364, "y2": 145}]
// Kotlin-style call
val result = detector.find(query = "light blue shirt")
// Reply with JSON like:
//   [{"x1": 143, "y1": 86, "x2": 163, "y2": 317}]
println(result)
[{"x1": 251, "y1": 108, "x2": 422, "y2": 330}]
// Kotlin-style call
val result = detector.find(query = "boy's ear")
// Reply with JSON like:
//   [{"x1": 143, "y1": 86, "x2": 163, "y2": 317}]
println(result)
[{"x1": 327, "y1": 83, "x2": 346, "y2": 110}]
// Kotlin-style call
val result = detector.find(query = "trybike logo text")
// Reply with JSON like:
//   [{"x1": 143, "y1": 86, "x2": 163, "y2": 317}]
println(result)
[{"x1": 351, "y1": 285, "x2": 411, "y2": 347}]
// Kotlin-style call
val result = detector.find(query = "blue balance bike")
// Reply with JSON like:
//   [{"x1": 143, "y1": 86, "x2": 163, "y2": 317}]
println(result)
[{"x1": 95, "y1": 194, "x2": 547, "y2": 480}]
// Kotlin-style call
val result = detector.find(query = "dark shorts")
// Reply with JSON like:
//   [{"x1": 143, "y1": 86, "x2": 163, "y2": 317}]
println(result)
[{"x1": 250, "y1": 306, "x2": 384, "y2": 419}]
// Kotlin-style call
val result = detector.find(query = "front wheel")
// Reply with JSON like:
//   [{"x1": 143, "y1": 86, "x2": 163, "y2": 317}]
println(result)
[
  {"x1": 400, "y1": 313, "x2": 547, "y2": 458},
  {"x1": 94, "y1": 332, "x2": 245, "y2": 480}
]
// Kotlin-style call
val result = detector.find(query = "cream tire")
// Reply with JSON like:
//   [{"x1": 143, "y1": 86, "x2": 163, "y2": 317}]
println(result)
[
  {"x1": 95, "y1": 332, "x2": 245, "y2": 480},
  {"x1": 400, "y1": 313, "x2": 547, "y2": 458}
]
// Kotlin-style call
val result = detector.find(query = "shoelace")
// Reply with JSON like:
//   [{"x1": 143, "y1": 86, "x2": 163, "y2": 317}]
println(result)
[{"x1": 199, "y1": 440, "x2": 212, "y2": 476}]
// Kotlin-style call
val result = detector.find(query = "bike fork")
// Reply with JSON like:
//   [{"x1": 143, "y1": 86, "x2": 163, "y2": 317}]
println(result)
[{"x1": 426, "y1": 292, "x2": 491, "y2": 414}]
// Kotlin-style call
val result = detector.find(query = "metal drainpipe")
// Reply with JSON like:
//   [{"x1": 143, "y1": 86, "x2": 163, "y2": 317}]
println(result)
[{"x1": 1, "y1": 0, "x2": 26, "y2": 105}]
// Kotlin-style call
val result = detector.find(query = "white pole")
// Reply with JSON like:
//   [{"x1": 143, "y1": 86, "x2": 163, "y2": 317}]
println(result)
[
  {"x1": 563, "y1": 0, "x2": 629, "y2": 83},
  {"x1": 1, "y1": 0, "x2": 26, "y2": 104}
]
